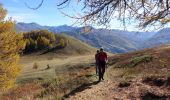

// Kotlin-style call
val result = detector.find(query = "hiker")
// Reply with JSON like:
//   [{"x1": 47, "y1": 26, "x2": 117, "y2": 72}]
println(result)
[
  {"x1": 95, "y1": 50, "x2": 100, "y2": 75},
  {"x1": 98, "y1": 48, "x2": 108, "y2": 81}
]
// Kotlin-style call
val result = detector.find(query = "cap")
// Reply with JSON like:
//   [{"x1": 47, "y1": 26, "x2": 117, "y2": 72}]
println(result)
[{"x1": 100, "y1": 47, "x2": 103, "y2": 51}]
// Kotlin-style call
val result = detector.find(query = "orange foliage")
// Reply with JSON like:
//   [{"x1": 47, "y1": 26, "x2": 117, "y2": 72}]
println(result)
[{"x1": 0, "y1": 5, "x2": 25, "y2": 90}]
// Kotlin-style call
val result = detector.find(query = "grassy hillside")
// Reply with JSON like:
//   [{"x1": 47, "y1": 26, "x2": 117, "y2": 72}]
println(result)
[
  {"x1": 0, "y1": 34, "x2": 97, "y2": 99},
  {"x1": 68, "y1": 45, "x2": 170, "y2": 100},
  {"x1": 25, "y1": 33, "x2": 96, "y2": 55},
  {"x1": 108, "y1": 44, "x2": 170, "y2": 81},
  {"x1": 53, "y1": 34, "x2": 96, "y2": 55},
  {"x1": 1, "y1": 40, "x2": 170, "y2": 99},
  {"x1": 1, "y1": 55, "x2": 96, "y2": 100},
  {"x1": 22, "y1": 33, "x2": 96, "y2": 61},
  {"x1": 18, "y1": 33, "x2": 96, "y2": 84}
]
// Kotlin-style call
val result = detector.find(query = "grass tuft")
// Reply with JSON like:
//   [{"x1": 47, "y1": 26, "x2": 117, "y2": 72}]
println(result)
[
  {"x1": 130, "y1": 55, "x2": 153, "y2": 67},
  {"x1": 33, "y1": 62, "x2": 39, "y2": 69}
]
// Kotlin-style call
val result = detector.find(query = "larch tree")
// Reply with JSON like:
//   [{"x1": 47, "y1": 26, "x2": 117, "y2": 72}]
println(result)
[
  {"x1": 0, "y1": 5, "x2": 25, "y2": 90},
  {"x1": 60, "y1": 38, "x2": 65, "y2": 47},
  {"x1": 37, "y1": 36, "x2": 50, "y2": 49}
]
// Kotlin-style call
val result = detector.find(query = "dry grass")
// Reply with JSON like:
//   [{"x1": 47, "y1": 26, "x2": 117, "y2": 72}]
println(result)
[
  {"x1": 0, "y1": 34, "x2": 97, "y2": 99},
  {"x1": 0, "y1": 55, "x2": 97, "y2": 99},
  {"x1": 38, "y1": 64, "x2": 95, "y2": 99},
  {"x1": 33, "y1": 62, "x2": 39, "y2": 69},
  {"x1": 2, "y1": 44, "x2": 170, "y2": 99},
  {"x1": 0, "y1": 83, "x2": 42, "y2": 100},
  {"x1": 107, "y1": 45, "x2": 170, "y2": 82}
]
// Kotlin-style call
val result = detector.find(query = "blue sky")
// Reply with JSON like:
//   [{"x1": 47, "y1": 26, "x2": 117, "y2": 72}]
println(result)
[
  {"x1": 0, "y1": 0, "x2": 152, "y2": 31},
  {"x1": 1, "y1": 0, "x2": 75, "y2": 26}
]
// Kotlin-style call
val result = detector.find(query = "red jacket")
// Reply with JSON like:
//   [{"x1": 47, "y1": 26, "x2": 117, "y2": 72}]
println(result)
[{"x1": 98, "y1": 52, "x2": 107, "y2": 62}]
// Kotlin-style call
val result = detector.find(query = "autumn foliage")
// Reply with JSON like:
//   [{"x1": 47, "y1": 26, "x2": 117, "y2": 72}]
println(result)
[
  {"x1": 23, "y1": 30, "x2": 55, "y2": 52},
  {"x1": 23, "y1": 30, "x2": 68, "y2": 53},
  {"x1": 0, "y1": 5, "x2": 25, "y2": 90}
]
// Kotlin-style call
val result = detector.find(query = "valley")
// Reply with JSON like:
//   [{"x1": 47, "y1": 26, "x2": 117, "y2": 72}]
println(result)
[{"x1": 16, "y1": 22, "x2": 170, "y2": 53}]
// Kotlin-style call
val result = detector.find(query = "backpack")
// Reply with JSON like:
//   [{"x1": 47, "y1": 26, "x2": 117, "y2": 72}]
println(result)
[{"x1": 99, "y1": 52, "x2": 107, "y2": 62}]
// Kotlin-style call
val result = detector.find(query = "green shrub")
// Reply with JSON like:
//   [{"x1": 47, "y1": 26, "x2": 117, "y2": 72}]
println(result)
[{"x1": 130, "y1": 55, "x2": 153, "y2": 67}]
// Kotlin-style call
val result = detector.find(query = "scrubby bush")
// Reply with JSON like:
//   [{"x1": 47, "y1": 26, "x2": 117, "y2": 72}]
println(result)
[{"x1": 33, "y1": 62, "x2": 39, "y2": 69}]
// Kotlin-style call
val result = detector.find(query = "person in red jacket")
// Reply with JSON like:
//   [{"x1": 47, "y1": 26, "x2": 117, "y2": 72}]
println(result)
[{"x1": 98, "y1": 48, "x2": 108, "y2": 81}]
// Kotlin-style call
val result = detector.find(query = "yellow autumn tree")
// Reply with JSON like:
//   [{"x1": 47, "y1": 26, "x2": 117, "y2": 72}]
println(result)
[
  {"x1": 37, "y1": 36, "x2": 50, "y2": 49},
  {"x1": 59, "y1": 38, "x2": 65, "y2": 47},
  {"x1": 0, "y1": 5, "x2": 25, "y2": 90}
]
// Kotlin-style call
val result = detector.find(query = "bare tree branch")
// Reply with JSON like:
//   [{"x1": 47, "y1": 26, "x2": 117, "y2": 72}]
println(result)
[
  {"x1": 25, "y1": 0, "x2": 44, "y2": 10},
  {"x1": 57, "y1": 0, "x2": 69, "y2": 6},
  {"x1": 26, "y1": 0, "x2": 170, "y2": 28}
]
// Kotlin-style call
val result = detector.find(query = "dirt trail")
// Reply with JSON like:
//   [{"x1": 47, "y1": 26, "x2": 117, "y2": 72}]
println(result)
[
  {"x1": 68, "y1": 80, "x2": 116, "y2": 100},
  {"x1": 68, "y1": 77, "x2": 170, "y2": 100}
]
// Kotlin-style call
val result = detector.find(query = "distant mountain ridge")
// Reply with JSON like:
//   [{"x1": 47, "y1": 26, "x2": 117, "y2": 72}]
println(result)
[{"x1": 16, "y1": 22, "x2": 170, "y2": 53}]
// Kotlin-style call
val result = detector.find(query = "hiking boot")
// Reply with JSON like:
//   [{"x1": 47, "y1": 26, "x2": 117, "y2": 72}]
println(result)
[
  {"x1": 98, "y1": 78, "x2": 101, "y2": 82},
  {"x1": 102, "y1": 77, "x2": 104, "y2": 80}
]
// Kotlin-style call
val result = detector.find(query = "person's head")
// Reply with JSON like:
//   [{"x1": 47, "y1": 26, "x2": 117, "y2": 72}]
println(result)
[
  {"x1": 100, "y1": 48, "x2": 104, "y2": 52},
  {"x1": 96, "y1": 50, "x2": 100, "y2": 53}
]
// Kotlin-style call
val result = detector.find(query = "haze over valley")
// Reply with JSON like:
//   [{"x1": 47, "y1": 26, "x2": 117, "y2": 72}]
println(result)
[{"x1": 16, "y1": 22, "x2": 170, "y2": 53}]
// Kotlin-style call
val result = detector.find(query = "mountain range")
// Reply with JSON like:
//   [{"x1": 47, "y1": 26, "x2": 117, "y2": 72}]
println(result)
[{"x1": 16, "y1": 22, "x2": 170, "y2": 53}]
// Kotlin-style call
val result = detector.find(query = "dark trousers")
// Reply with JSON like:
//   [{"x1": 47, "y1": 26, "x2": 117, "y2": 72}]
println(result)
[
  {"x1": 98, "y1": 61, "x2": 106, "y2": 81},
  {"x1": 96, "y1": 64, "x2": 98, "y2": 74}
]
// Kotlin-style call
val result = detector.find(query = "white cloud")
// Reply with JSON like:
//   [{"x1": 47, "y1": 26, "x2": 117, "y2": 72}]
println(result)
[{"x1": 5, "y1": 13, "x2": 39, "y2": 22}]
